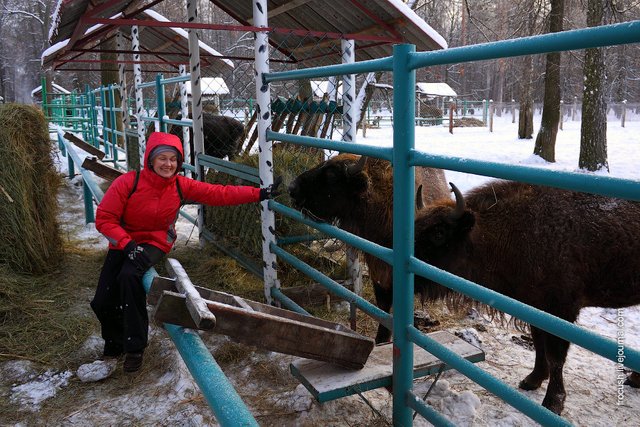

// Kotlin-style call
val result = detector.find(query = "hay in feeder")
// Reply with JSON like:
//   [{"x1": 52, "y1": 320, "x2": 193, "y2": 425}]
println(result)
[
  {"x1": 203, "y1": 145, "x2": 324, "y2": 260},
  {"x1": 0, "y1": 104, "x2": 62, "y2": 274}
]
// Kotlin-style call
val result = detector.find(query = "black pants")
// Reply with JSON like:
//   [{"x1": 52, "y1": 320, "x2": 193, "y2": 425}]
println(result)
[{"x1": 90, "y1": 244, "x2": 164, "y2": 355}]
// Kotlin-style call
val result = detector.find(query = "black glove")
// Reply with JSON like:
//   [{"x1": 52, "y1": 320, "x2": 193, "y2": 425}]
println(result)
[
  {"x1": 260, "y1": 176, "x2": 282, "y2": 201},
  {"x1": 124, "y1": 240, "x2": 154, "y2": 271}
]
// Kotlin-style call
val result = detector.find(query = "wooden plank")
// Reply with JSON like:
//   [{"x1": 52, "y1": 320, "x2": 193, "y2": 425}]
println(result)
[
  {"x1": 280, "y1": 281, "x2": 352, "y2": 307},
  {"x1": 153, "y1": 289, "x2": 375, "y2": 369},
  {"x1": 290, "y1": 331, "x2": 485, "y2": 402},
  {"x1": 165, "y1": 258, "x2": 216, "y2": 330},
  {"x1": 148, "y1": 276, "x2": 177, "y2": 305},
  {"x1": 81, "y1": 157, "x2": 125, "y2": 182},
  {"x1": 64, "y1": 132, "x2": 105, "y2": 159}
]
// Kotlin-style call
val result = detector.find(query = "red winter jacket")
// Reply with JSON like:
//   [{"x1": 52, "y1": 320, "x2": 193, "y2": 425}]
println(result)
[{"x1": 96, "y1": 132, "x2": 261, "y2": 253}]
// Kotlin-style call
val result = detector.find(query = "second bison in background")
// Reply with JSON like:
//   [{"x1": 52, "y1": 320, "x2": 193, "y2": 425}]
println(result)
[
  {"x1": 414, "y1": 180, "x2": 640, "y2": 414},
  {"x1": 288, "y1": 153, "x2": 450, "y2": 343},
  {"x1": 170, "y1": 112, "x2": 245, "y2": 162}
]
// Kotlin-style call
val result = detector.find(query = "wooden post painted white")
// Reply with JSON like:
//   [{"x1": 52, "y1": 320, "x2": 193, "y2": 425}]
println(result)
[
  {"x1": 187, "y1": 0, "x2": 206, "y2": 244},
  {"x1": 253, "y1": 0, "x2": 280, "y2": 305},
  {"x1": 117, "y1": 30, "x2": 132, "y2": 170},
  {"x1": 341, "y1": 39, "x2": 362, "y2": 327},
  {"x1": 131, "y1": 25, "x2": 145, "y2": 159},
  {"x1": 179, "y1": 64, "x2": 192, "y2": 177}
]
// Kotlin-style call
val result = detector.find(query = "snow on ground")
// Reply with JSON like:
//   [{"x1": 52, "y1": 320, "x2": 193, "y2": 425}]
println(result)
[{"x1": 3, "y1": 115, "x2": 640, "y2": 425}]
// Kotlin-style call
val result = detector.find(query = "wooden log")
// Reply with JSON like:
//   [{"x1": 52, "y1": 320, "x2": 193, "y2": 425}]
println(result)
[
  {"x1": 153, "y1": 288, "x2": 375, "y2": 369},
  {"x1": 81, "y1": 157, "x2": 124, "y2": 182},
  {"x1": 64, "y1": 132, "x2": 105, "y2": 160}
]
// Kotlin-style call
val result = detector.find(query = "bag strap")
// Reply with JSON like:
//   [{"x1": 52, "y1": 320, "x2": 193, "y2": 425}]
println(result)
[{"x1": 127, "y1": 170, "x2": 141, "y2": 199}]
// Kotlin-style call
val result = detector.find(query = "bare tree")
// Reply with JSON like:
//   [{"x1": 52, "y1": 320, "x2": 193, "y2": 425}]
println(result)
[
  {"x1": 579, "y1": 0, "x2": 608, "y2": 171},
  {"x1": 533, "y1": 0, "x2": 564, "y2": 162},
  {"x1": 518, "y1": 0, "x2": 541, "y2": 138}
]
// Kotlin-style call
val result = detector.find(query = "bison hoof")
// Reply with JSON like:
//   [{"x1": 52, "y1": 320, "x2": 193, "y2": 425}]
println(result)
[
  {"x1": 518, "y1": 379, "x2": 539, "y2": 391},
  {"x1": 518, "y1": 373, "x2": 546, "y2": 391},
  {"x1": 541, "y1": 393, "x2": 565, "y2": 415},
  {"x1": 624, "y1": 373, "x2": 640, "y2": 388}
]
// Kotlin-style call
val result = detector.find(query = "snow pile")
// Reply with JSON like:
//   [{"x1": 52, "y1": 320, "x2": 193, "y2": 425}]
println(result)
[
  {"x1": 9, "y1": 369, "x2": 73, "y2": 411},
  {"x1": 76, "y1": 359, "x2": 118, "y2": 382}
]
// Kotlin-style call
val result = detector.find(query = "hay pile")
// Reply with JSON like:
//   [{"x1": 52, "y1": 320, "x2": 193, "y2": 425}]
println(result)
[{"x1": 0, "y1": 104, "x2": 62, "y2": 274}]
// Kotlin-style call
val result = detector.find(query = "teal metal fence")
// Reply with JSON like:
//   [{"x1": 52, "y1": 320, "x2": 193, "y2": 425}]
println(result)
[{"x1": 263, "y1": 20, "x2": 640, "y2": 426}]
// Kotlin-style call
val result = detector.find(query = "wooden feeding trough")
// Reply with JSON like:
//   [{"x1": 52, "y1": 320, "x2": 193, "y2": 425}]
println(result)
[
  {"x1": 150, "y1": 258, "x2": 375, "y2": 369},
  {"x1": 290, "y1": 330, "x2": 485, "y2": 402}
]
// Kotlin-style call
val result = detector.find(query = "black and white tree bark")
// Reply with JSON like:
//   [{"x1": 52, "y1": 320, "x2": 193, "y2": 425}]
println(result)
[
  {"x1": 533, "y1": 0, "x2": 564, "y2": 162},
  {"x1": 579, "y1": 0, "x2": 608, "y2": 171}
]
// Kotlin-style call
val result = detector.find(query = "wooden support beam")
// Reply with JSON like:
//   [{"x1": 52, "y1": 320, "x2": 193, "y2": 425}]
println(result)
[
  {"x1": 64, "y1": 132, "x2": 106, "y2": 160},
  {"x1": 81, "y1": 157, "x2": 125, "y2": 182}
]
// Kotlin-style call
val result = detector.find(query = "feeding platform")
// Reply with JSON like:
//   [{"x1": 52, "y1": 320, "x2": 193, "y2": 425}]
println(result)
[
  {"x1": 150, "y1": 258, "x2": 375, "y2": 369},
  {"x1": 290, "y1": 331, "x2": 485, "y2": 402}
]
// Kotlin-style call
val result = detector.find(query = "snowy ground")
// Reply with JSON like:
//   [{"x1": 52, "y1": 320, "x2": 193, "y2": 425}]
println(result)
[{"x1": 2, "y1": 114, "x2": 640, "y2": 426}]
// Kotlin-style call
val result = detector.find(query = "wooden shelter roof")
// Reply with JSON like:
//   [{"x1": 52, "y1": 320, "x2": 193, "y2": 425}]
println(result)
[{"x1": 45, "y1": 0, "x2": 446, "y2": 71}]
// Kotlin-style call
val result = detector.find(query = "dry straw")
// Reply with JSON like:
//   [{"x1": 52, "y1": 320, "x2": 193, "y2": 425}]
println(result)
[{"x1": 0, "y1": 104, "x2": 62, "y2": 274}]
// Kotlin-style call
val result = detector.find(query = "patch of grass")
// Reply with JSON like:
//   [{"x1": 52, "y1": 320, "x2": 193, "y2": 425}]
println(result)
[{"x1": 0, "y1": 245, "x2": 105, "y2": 369}]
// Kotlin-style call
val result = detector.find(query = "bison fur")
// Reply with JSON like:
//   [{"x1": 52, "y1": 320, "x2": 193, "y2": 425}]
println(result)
[
  {"x1": 414, "y1": 180, "x2": 640, "y2": 414},
  {"x1": 288, "y1": 153, "x2": 449, "y2": 343},
  {"x1": 170, "y1": 112, "x2": 245, "y2": 162}
]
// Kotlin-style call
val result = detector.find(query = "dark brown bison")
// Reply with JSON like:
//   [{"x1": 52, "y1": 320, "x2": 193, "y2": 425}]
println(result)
[
  {"x1": 288, "y1": 153, "x2": 449, "y2": 343},
  {"x1": 170, "y1": 112, "x2": 245, "y2": 162},
  {"x1": 413, "y1": 180, "x2": 640, "y2": 414}
]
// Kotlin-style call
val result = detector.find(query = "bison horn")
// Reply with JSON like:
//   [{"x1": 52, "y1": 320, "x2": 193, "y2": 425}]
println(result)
[
  {"x1": 449, "y1": 182, "x2": 465, "y2": 219},
  {"x1": 415, "y1": 185, "x2": 425, "y2": 210},
  {"x1": 347, "y1": 155, "x2": 367, "y2": 176}
]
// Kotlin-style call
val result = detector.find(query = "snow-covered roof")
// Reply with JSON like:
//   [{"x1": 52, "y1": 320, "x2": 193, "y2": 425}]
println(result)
[
  {"x1": 48, "y1": 0, "x2": 446, "y2": 68},
  {"x1": 186, "y1": 78, "x2": 230, "y2": 96},
  {"x1": 31, "y1": 83, "x2": 71, "y2": 98},
  {"x1": 416, "y1": 83, "x2": 457, "y2": 98},
  {"x1": 310, "y1": 81, "x2": 343, "y2": 100},
  {"x1": 44, "y1": 6, "x2": 233, "y2": 73}
]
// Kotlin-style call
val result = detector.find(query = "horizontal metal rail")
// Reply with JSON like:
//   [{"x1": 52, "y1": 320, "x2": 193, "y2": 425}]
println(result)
[
  {"x1": 409, "y1": 256, "x2": 640, "y2": 372},
  {"x1": 266, "y1": 130, "x2": 393, "y2": 161},
  {"x1": 56, "y1": 127, "x2": 104, "y2": 202},
  {"x1": 410, "y1": 151, "x2": 640, "y2": 201},
  {"x1": 142, "y1": 269, "x2": 257, "y2": 427},
  {"x1": 409, "y1": 20, "x2": 640, "y2": 70},
  {"x1": 270, "y1": 244, "x2": 392, "y2": 330},
  {"x1": 270, "y1": 201, "x2": 394, "y2": 266},
  {"x1": 407, "y1": 326, "x2": 569, "y2": 426}
]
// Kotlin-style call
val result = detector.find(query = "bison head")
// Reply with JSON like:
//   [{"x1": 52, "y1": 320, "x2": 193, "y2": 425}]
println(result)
[
  {"x1": 288, "y1": 154, "x2": 369, "y2": 222},
  {"x1": 414, "y1": 183, "x2": 475, "y2": 262}
]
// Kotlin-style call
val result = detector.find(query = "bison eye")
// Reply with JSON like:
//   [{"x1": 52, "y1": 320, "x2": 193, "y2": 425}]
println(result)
[{"x1": 429, "y1": 225, "x2": 447, "y2": 246}]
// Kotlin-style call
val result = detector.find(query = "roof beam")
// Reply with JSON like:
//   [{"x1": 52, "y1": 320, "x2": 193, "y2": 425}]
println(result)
[{"x1": 247, "y1": 0, "x2": 314, "y2": 24}]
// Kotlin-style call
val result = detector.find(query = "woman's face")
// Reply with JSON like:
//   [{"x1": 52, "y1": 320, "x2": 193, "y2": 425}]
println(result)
[{"x1": 152, "y1": 152, "x2": 178, "y2": 178}]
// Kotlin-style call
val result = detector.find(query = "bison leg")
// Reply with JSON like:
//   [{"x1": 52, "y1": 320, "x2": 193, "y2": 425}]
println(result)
[
  {"x1": 373, "y1": 281, "x2": 393, "y2": 344},
  {"x1": 519, "y1": 326, "x2": 549, "y2": 390},
  {"x1": 540, "y1": 333, "x2": 571, "y2": 415},
  {"x1": 625, "y1": 371, "x2": 640, "y2": 388}
]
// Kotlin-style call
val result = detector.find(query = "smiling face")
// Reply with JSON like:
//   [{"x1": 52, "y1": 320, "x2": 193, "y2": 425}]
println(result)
[{"x1": 151, "y1": 152, "x2": 179, "y2": 178}]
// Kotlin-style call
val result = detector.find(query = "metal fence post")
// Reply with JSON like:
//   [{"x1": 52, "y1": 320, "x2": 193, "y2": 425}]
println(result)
[{"x1": 392, "y1": 43, "x2": 416, "y2": 427}]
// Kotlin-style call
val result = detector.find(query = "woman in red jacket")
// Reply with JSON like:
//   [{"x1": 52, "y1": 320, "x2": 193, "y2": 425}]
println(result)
[{"x1": 91, "y1": 132, "x2": 280, "y2": 372}]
